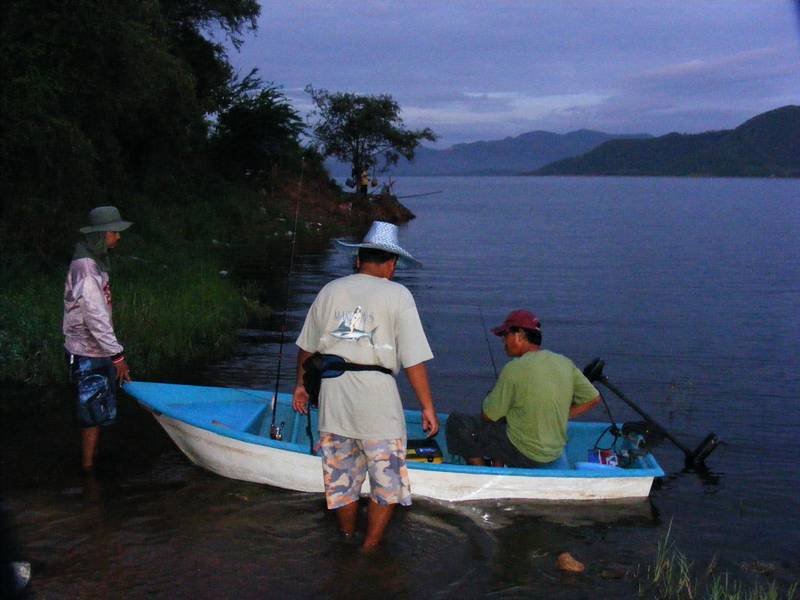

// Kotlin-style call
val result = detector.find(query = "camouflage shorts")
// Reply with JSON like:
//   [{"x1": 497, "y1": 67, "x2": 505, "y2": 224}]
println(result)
[{"x1": 319, "y1": 433, "x2": 412, "y2": 509}]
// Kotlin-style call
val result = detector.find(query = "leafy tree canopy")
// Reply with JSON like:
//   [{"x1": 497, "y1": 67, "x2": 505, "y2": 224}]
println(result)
[
  {"x1": 212, "y1": 73, "x2": 305, "y2": 177},
  {"x1": 305, "y1": 86, "x2": 436, "y2": 180},
  {"x1": 0, "y1": 0, "x2": 262, "y2": 259},
  {"x1": 160, "y1": 0, "x2": 260, "y2": 49}
]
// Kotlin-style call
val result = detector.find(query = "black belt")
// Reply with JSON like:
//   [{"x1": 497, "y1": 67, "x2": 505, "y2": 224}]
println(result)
[{"x1": 303, "y1": 354, "x2": 393, "y2": 407}]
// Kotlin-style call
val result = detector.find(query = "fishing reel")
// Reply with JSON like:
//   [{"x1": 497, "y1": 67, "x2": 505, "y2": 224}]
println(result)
[{"x1": 270, "y1": 420, "x2": 285, "y2": 441}]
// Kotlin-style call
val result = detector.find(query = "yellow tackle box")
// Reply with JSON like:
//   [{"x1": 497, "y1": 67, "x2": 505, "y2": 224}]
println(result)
[{"x1": 406, "y1": 438, "x2": 444, "y2": 464}]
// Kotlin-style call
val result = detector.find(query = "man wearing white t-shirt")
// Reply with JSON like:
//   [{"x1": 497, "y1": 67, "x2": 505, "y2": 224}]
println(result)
[{"x1": 293, "y1": 221, "x2": 438, "y2": 551}]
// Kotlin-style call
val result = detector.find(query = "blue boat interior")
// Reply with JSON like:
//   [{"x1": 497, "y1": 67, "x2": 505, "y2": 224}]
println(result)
[{"x1": 124, "y1": 381, "x2": 664, "y2": 478}]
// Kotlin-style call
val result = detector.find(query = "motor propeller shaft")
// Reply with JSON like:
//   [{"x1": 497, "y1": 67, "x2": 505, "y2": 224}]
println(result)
[{"x1": 582, "y1": 358, "x2": 720, "y2": 468}]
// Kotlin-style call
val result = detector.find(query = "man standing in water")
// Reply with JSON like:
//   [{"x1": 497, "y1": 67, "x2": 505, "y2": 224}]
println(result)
[
  {"x1": 63, "y1": 206, "x2": 133, "y2": 473},
  {"x1": 357, "y1": 169, "x2": 370, "y2": 196},
  {"x1": 292, "y1": 221, "x2": 438, "y2": 551},
  {"x1": 447, "y1": 309, "x2": 600, "y2": 469}
]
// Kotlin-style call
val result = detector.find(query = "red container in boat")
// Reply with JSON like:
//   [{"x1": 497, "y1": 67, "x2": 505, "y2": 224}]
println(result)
[{"x1": 588, "y1": 449, "x2": 618, "y2": 466}]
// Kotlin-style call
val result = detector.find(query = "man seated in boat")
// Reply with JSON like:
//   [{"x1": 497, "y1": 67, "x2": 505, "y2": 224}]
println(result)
[
  {"x1": 447, "y1": 310, "x2": 600, "y2": 469},
  {"x1": 292, "y1": 221, "x2": 439, "y2": 550}
]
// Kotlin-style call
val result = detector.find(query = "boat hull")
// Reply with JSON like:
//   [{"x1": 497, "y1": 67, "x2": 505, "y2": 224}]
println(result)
[{"x1": 130, "y1": 380, "x2": 663, "y2": 503}]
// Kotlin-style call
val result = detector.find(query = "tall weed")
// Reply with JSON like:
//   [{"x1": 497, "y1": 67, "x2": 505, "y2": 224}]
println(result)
[{"x1": 639, "y1": 524, "x2": 797, "y2": 600}]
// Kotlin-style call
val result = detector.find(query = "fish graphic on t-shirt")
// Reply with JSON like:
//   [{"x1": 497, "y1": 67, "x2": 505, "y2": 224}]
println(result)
[{"x1": 330, "y1": 306, "x2": 376, "y2": 344}]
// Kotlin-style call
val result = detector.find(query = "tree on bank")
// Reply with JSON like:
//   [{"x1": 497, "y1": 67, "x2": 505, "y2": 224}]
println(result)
[
  {"x1": 305, "y1": 86, "x2": 436, "y2": 187},
  {"x1": 211, "y1": 75, "x2": 306, "y2": 179},
  {"x1": 0, "y1": 0, "x2": 261, "y2": 260}
]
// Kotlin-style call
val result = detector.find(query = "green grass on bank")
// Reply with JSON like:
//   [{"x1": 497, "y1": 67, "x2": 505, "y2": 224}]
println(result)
[
  {"x1": 0, "y1": 257, "x2": 246, "y2": 386},
  {"x1": 0, "y1": 185, "x2": 287, "y2": 386},
  {"x1": 115, "y1": 259, "x2": 247, "y2": 377},
  {"x1": 0, "y1": 273, "x2": 62, "y2": 385}
]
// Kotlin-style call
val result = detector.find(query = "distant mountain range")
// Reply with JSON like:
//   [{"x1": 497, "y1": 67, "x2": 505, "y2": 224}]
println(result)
[
  {"x1": 327, "y1": 129, "x2": 651, "y2": 177},
  {"x1": 532, "y1": 106, "x2": 800, "y2": 178},
  {"x1": 389, "y1": 129, "x2": 652, "y2": 175}
]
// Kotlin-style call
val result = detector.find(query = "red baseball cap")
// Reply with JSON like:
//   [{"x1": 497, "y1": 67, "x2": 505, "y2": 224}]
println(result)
[{"x1": 491, "y1": 309, "x2": 542, "y2": 336}]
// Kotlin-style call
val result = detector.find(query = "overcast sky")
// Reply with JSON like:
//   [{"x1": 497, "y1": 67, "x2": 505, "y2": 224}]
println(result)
[{"x1": 224, "y1": 1, "x2": 800, "y2": 147}]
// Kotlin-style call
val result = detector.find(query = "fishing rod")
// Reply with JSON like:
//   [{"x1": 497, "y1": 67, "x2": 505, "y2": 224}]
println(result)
[
  {"x1": 396, "y1": 190, "x2": 443, "y2": 199},
  {"x1": 269, "y1": 159, "x2": 304, "y2": 442},
  {"x1": 582, "y1": 358, "x2": 720, "y2": 468},
  {"x1": 477, "y1": 306, "x2": 499, "y2": 379}
]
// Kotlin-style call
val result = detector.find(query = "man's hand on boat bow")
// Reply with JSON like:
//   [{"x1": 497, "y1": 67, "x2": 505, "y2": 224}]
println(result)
[{"x1": 293, "y1": 385, "x2": 310, "y2": 415}]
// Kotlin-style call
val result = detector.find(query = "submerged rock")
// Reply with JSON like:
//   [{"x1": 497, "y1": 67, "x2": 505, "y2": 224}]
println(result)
[
  {"x1": 556, "y1": 552, "x2": 585, "y2": 573},
  {"x1": 599, "y1": 563, "x2": 629, "y2": 579},
  {"x1": 740, "y1": 560, "x2": 777, "y2": 575}
]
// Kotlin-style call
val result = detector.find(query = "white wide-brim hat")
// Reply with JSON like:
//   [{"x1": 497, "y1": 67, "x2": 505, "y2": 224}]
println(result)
[{"x1": 336, "y1": 221, "x2": 421, "y2": 268}]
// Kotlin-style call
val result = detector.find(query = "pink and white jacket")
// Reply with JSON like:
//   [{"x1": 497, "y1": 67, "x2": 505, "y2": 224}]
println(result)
[{"x1": 63, "y1": 258, "x2": 124, "y2": 357}]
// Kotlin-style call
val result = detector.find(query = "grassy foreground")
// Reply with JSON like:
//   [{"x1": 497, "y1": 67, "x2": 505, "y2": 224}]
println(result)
[
  {"x1": 637, "y1": 525, "x2": 797, "y2": 600},
  {"x1": 0, "y1": 257, "x2": 246, "y2": 386}
]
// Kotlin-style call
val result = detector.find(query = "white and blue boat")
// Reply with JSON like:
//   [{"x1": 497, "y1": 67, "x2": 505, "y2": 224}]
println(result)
[{"x1": 124, "y1": 381, "x2": 664, "y2": 502}]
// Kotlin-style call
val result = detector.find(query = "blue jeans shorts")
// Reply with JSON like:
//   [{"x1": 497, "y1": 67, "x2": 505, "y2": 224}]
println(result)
[{"x1": 67, "y1": 353, "x2": 118, "y2": 428}]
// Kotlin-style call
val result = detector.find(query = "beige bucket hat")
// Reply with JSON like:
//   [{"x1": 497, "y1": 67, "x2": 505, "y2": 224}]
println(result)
[{"x1": 80, "y1": 206, "x2": 133, "y2": 234}]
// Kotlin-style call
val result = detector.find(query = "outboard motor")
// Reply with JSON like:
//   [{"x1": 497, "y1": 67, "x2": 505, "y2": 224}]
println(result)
[{"x1": 583, "y1": 358, "x2": 720, "y2": 468}]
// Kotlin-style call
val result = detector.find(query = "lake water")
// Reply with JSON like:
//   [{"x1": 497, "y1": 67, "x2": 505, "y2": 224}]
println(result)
[{"x1": 3, "y1": 176, "x2": 799, "y2": 597}]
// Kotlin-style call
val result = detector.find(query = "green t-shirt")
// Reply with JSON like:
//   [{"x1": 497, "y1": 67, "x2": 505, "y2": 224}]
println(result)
[{"x1": 482, "y1": 350, "x2": 599, "y2": 462}]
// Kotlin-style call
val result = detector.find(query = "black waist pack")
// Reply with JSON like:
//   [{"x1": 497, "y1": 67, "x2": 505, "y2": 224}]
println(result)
[{"x1": 303, "y1": 353, "x2": 393, "y2": 406}]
